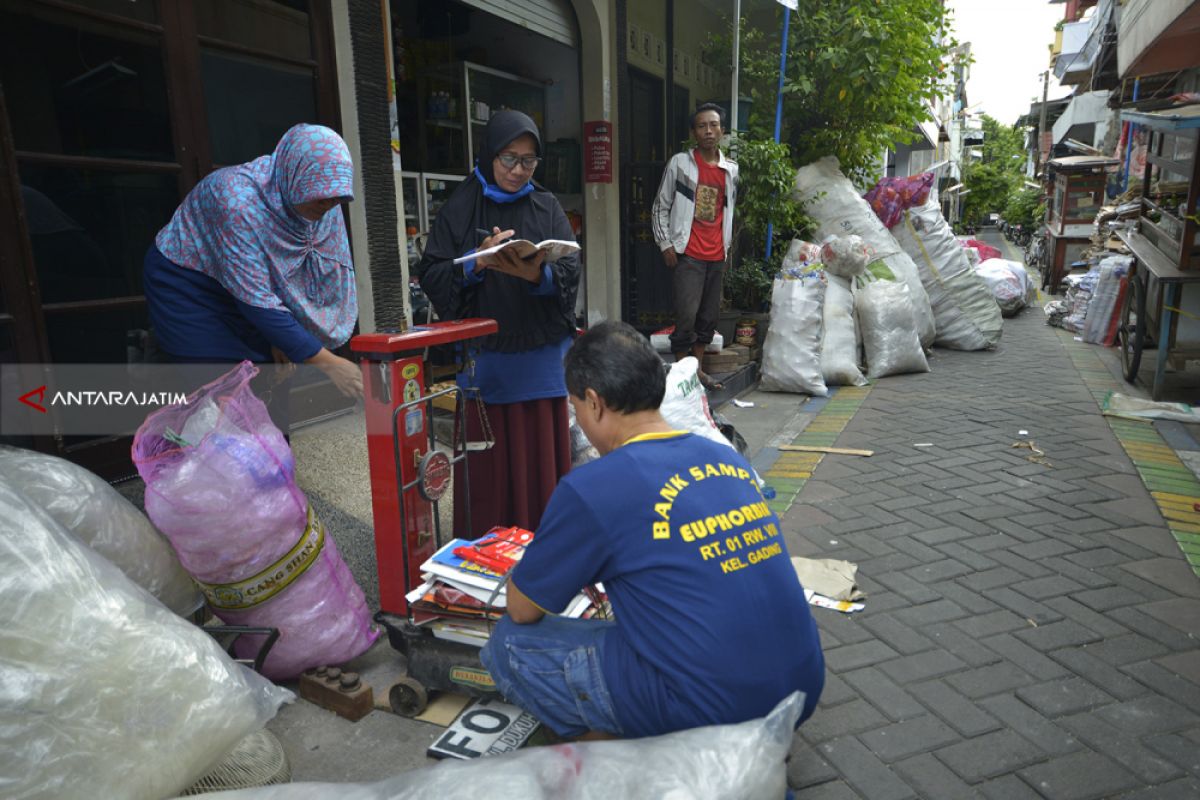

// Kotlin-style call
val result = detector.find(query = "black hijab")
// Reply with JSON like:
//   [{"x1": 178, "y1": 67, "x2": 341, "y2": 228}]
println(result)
[{"x1": 417, "y1": 111, "x2": 580, "y2": 353}]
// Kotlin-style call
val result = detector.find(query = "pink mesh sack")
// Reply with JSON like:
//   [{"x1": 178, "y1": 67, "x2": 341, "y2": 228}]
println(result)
[{"x1": 133, "y1": 361, "x2": 377, "y2": 679}]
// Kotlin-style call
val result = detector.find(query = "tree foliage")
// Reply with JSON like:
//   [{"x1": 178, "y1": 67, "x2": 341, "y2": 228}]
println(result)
[
  {"x1": 961, "y1": 115, "x2": 1026, "y2": 225},
  {"x1": 708, "y1": 0, "x2": 954, "y2": 182}
]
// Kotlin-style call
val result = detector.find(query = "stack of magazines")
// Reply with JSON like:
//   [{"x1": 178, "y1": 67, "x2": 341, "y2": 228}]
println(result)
[{"x1": 408, "y1": 526, "x2": 606, "y2": 646}]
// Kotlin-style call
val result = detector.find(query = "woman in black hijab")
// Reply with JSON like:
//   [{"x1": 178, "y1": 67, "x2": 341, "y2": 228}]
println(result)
[{"x1": 419, "y1": 110, "x2": 580, "y2": 536}]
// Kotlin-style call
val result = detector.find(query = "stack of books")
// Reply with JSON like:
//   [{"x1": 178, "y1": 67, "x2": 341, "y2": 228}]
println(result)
[{"x1": 409, "y1": 527, "x2": 605, "y2": 647}]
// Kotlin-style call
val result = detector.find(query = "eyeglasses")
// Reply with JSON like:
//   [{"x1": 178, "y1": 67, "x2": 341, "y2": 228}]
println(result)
[{"x1": 496, "y1": 153, "x2": 542, "y2": 171}]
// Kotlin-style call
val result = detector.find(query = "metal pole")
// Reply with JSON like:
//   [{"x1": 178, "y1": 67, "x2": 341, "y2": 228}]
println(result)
[
  {"x1": 1122, "y1": 78, "x2": 1141, "y2": 192},
  {"x1": 731, "y1": 0, "x2": 741, "y2": 134},
  {"x1": 764, "y1": 7, "x2": 790, "y2": 260},
  {"x1": 1035, "y1": 69, "x2": 1049, "y2": 177}
]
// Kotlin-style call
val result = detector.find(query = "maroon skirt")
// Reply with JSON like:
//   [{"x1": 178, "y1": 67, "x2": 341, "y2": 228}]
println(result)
[{"x1": 454, "y1": 396, "x2": 571, "y2": 539}]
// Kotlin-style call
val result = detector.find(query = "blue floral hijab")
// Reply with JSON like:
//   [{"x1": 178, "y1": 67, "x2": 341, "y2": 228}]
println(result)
[{"x1": 155, "y1": 124, "x2": 357, "y2": 349}]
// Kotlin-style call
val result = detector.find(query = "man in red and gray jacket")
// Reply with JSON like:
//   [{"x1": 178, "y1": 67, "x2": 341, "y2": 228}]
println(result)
[{"x1": 652, "y1": 103, "x2": 739, "y2": 391}]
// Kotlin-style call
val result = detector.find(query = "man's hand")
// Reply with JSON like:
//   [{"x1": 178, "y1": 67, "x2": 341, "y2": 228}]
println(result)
[
  {"x1": 505, "y1": 579, "x2": 546, "y2": 624},
  {"x1": 662, "y1": 248, "x2": 678, "y2": 268}
]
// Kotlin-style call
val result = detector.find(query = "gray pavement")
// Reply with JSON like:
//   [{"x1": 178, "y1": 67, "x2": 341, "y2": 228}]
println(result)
[{"x1": 123, "y1": 228, "x2": 1200, "y2": 794}]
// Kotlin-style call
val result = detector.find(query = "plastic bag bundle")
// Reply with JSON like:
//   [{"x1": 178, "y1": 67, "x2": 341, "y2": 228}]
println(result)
[
  {"x1": 891, "y1": 197, "x2": 1003, "y2": 351},
  {"x1": 856, "y1": 279, "x2": 930, "y2": 379},
  {"x1": 1062, "y1": 268, "x2": 1100, "y2": 333},
  {"x1": 820, "y1": 234, "x2": 871, "y2": 279},
  {"x1": 761, "y1": 273, "x2": 829, "y2": 396},
  {"x1": 1082, "y1": 256, "x2": 1133, "y2": 344},
  {"x1": 975, "y1": 258, "x2": 1037, "y2": 317},
  {"x1": 961, "y1": 237, "x2": 1003, "y2": 263},
  {"x1": 794, "y1": 157, "x2": 935, "y2": 347},
  {"x1": 0, "y1": 477, "x2": 293, "y2": 800},
  {"x1": 660, "y1": 357, "x2": 738, "y2": 453},
  {"x1": 974, "y1": 259, "x2": 1027, "y2": 316},
  {"x1": 863, "y1": 172, "x2": 937, "y2": 228},
  {"x1": 782, "y1": 238, "x2": 823, "y2": 271},
  {"x1": 133, "y1": 362, "x2": 377, "y2": 679},
  {"x1": 0, "y1": 445, "x2": 202, "y2": 616},
  {"x1": 822, "y1": 274, "x2": 868, "y2": 387},
  {"x1": 201, "y1": 691, "x2": 805, "y2": 800}
]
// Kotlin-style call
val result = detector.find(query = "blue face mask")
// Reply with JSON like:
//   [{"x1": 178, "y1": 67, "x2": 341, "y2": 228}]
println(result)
[{"x1": 474, "y1": 166, "x2": 534, "y2": 204}]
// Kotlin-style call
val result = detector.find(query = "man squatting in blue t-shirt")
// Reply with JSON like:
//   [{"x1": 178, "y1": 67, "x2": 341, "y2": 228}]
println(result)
[{"x1": 480, "y1": 321, "x2": 825, "y2": 739}]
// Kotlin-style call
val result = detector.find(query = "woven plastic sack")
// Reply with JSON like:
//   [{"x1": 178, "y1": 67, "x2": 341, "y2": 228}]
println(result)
[
  {"x1": 822, "y1": 274, "x2": 868, "y2": 387},
  {"x1": 201, "y1": 691, "x2": 805, "y2": 800},
  {"x1": 661, "y1": 357, "x2": 737, "y2": 453},
  {"x1": 0, "y1": 445, "x2": 202, "y2": 616},
  {"x1": 892, "y1": 197, "x2": 1003, "y2": 351},
  {"x1": 1082, "y1": 256, "x2": 1133, "y2": 344},
  {"x1": 856, "y1": 279, "x2": 930, "y2": 379},
  {"x1": 795, "y1": 157, "x2": 935, "y2": 348},
  {"x1": 761, "y1": 273, "x2": 829, "y2": 396},
  {"x1": 133, "y1": 362, "x2": 377, "y2": 679},
  {"x1": 0, "y1": 477, "x2": 293, "y2": 800}
]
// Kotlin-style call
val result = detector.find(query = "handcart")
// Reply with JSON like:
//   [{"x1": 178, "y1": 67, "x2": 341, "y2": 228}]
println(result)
[{"x1": 1114, "y1": 104, "x2": 1200, "y2": 400}]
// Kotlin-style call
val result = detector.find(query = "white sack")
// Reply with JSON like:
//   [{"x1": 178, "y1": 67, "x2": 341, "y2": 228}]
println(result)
[
  {"x1": 1082, "y1": 256, "x2": 1133, "y2": 344},
  {"x1": 761, "y1": 275, "x2": 829, "y2": 396},
  {"x1": 975, "y1": 258, "x2": 1031, "y2": 317},
  {"x1": 0, "y1": 477, "x2": 293, "y2": 800},
  {"x1": 892, "y1": 198, "x2": 1003, "y2": 350},
  {"x1": 661, "y1": 358, "x2": 737, "y2": 452},
  {"x1": 0, "y1": 445, "x2": 202, "y2": 616},
  {"x1": 856, "y1": 280, "x2": 930, "y2": 379},
  {"x1": 794, "y1": 156, "x2": 935, "y2": 348},
  {"x1": 202, "y1": 691, "x2": 805, "y2": 800},
  {"x1": 821, "y1": 274, "x2": 868, "y2": 387}
]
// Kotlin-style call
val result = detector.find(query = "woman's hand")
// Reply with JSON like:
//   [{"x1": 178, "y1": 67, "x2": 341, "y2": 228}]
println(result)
[
  {"x1": 269, "y1": 346, "x2": 296, "y2": 385},
  {"x1": 475, "y1": 227, "x2": 516, "y2": 268},
  {"x1": 306, "y1": 348, "x2": 363, "y2": 399}
]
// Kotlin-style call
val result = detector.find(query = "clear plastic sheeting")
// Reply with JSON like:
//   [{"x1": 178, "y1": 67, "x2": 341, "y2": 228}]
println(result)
[
  {"x1": 856, "y1": 279, "x2": 930, "y2": 379},
  {"x1": 0, "y1": 477, "x2": 293, "y2": 800},
  {"x1": 1082, "y1": 256, "x2": 1133, "y2": 345},
  {"x1": 892, "y1": 198, "x2": 1002, "y2": 351},
  {"x1": 794, "y1": 156, "x2": 936, "y2": 348},
  {"x1": 133, "y1": 362, "x2": 377, "y2": 679},
  {"x1": 761, "y1": 273, "x2": 829, "y2": 396},
  {"x1": 821, "y1": 274, "x2": 868, "y2": 387},
  {"x1": 0, "y1": 445, "x2": 202, "y2": 616},
  {"x1": 202, "y1": 691, "x2": 805, "y2": 800}
]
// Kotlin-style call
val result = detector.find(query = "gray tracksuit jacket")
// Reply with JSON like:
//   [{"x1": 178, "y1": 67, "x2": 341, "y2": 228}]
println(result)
[{"x1": 651, "y1": 148, "x2": 739, "y2": 258}]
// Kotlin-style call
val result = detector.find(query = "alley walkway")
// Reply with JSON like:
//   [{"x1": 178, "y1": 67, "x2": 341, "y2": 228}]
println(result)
[{"x1": 770, "y1": 263, "x2": 1200, "y2": 798}]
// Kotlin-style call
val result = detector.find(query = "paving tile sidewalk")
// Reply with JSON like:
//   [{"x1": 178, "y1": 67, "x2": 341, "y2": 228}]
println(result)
[{"x1": 776, "y1": 301, "x2": 1200, "y2": 798}]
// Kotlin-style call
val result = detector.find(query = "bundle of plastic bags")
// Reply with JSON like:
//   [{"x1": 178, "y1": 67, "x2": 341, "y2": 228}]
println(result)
[
  {"x1": 795, "y1": 157, "x2": 935, "y2": 348},
  {"x1": 0, "y1": 445, "x2": 202, "y2": 616},
  {"x1": 661, "y1": 357, "x2": 739, "y2": 453},
  {"x1": 876, "y1": 176, "x2": 1002, "y2": 351},
  {"x1": 761, "y1": 271, "x2": 829, "y2": 396},
  {"x1": 201, "y1": 691, "x2": 805, "y2": 800},
  {"x1": 133, "y1": 362, "x2": 377, "y2": 679},
  {"x1": 0, "y1": 477, "x2": 292, "y2": 800},
  {"x1": 975, "y1": 258, "x2": 1034, "y2": 317}
]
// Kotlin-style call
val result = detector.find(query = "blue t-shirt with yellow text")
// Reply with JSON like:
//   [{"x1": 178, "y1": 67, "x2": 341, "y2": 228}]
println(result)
[{"x1": 511, "y1": 431, "x2": 824, "y2": 737}]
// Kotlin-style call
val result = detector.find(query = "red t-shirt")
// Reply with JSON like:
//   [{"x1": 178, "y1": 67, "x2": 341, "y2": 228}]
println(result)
[{"x1": 684, "y1": 150, "x2": 726, "y2": 261}]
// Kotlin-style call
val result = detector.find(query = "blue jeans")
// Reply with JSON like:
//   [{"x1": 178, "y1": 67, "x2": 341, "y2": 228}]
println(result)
[{"x1": 480, "y1": 616, "x2": 624, "y2": 738}]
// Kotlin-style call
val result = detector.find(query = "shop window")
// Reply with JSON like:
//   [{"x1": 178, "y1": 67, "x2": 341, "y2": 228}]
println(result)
[
  {"x1": 202, "y1": 49, "x2": 318, "y2": 166},
  {"x1": 195, "y1": 0, "x2": 312, "y2": 62},
  {"x1": 18, "y1": 165, "x2": 178, "y2": 303},
  {"x1": 0, "y1": 9, "x2": 173, "y2": 162}
]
